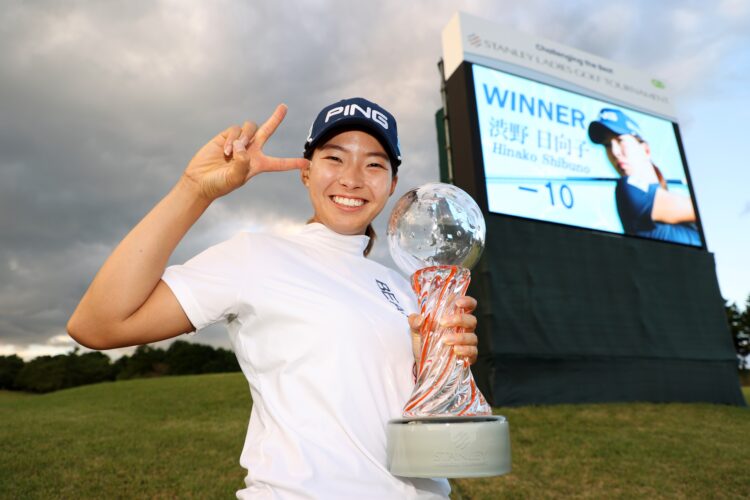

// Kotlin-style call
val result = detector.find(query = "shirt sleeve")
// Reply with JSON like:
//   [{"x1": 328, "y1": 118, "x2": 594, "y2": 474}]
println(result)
[
  {"x1": 161, "y1": 233, "x2": 248, "y2": 332},
  {"x1": 615, "y1": 177, "x2": 659, "y2": 233}
]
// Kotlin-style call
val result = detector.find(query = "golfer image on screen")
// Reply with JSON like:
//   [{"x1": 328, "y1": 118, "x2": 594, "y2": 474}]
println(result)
[{"x1": 588, "y1": 108, "x2": 701, "y2": 246}]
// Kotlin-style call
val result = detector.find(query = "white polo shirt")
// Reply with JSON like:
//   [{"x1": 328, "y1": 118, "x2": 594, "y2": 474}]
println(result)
[{"x1": 162, "y1": 223, "x2": 449, "y2": 499}]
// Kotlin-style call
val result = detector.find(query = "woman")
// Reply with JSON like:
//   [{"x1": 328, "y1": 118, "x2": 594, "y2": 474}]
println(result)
[
  {"x1": 588, "y1": 108, "x2": 700, "y2": 246},
  {"x1": 68, "y1": 98, "x2": 480, "y2": 498}
]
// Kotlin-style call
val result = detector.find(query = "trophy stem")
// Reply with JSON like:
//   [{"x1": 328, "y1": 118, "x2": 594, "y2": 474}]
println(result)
[{"x1": 403, "y1": 265, "x2": 491, "y2": 418}]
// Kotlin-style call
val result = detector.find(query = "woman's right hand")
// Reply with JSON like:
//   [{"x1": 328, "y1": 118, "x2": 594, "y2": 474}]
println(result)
[{"x1": 182, "y1": 104, "x2": 310, "y2": 201}]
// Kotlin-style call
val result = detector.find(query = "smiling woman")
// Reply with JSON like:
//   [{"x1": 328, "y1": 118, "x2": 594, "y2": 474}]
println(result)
[
  {"x1": 67, "y1": 97, "x2": 482, "y2": 499},
  {"x1": 303, "y1": 131, "x2": 397, "y2": 240}
]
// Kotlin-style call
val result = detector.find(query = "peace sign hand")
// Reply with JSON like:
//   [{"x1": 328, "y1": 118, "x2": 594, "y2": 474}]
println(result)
[{"x1": 182, "y1": 104, "x2": 309, "y2": 201}]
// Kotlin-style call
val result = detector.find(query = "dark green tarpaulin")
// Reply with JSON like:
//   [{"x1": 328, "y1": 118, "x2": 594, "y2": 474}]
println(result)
[{"x1": 468, "y1": 215, "x2": 745, "y2": 406}]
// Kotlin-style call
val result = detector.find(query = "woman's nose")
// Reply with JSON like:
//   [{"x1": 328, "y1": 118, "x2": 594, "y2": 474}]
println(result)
[
  {"x1": 338, "y1": 163, "x2": 363, "y2": 188},
  {"x1": 609, "y1": 138, "x2": 622, "y2": 157}
]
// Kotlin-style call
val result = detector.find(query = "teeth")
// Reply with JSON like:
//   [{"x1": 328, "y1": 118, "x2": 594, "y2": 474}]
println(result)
[{"x1": 332, "y1": 196, "x2": 365, "y2": 207}]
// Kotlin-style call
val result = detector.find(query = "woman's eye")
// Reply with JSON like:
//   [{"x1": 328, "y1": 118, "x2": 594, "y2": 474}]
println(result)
[
  {"x1": 368, "y1": 162, "x2": 386, "y2": 169},
  {"x1": 325, "y1": 155, "x2": 342, "y2": 163}
]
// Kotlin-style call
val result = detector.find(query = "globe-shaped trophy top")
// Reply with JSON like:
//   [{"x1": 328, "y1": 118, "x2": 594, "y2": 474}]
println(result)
[{"x1": 387, "y1": 182, "x2": 486, "y2": 276}]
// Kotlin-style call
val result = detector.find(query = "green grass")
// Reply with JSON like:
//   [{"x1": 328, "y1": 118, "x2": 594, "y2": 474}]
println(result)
[
  {"x1": 1, "y1": 377, "x2": 748, "y2": 499},
  {"x1": 0, "y1": 374, "x2": 249, "y2": 499},
  {"x1": 452, "y1": 387, "x2": 750, "y2": 499}
]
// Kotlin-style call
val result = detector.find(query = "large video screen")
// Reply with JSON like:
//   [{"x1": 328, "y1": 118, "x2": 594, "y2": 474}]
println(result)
[{"x1": 472, "y1": 63, "x2": 703, "y2": 247}]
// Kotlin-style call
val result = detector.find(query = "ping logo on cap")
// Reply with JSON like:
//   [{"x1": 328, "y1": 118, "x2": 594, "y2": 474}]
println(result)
[
  {"x1": 304, "y1": 97, "x2": 401, "y2": 166},
  {"x1": 325, "y1": 104, "x2": 389, "y2": 130}
]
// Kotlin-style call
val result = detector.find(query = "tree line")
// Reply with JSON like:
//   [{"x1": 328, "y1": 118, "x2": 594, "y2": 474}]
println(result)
[
  {"x1": 0, "y1": 340, "x2": 239, "y2": 393},
  {"x1": 3, "y1": 296, "x2": 747, "y2": 394},
  {"x1": 726, "y1": 295, "x2": 750, "y2": 371}
]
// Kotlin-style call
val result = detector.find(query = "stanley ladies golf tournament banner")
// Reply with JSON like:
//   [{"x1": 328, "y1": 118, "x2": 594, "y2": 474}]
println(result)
[{"x1": 472, "y1": 63, "x2": 700, "y2": 246}]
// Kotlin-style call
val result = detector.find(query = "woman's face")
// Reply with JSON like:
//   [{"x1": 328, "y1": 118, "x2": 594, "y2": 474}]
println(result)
[
  {"x1": 302, "y1": 130, "x2": 398, "y2": 235},
  {"x1": 605, "y1": 134, "x2": 653, "y2": 177}
]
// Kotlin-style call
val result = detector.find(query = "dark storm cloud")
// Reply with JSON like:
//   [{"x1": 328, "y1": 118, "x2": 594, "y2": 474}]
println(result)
[
  {"x1": 0, "y1": 0, "x2": 455, "y2": 355},
  {"x1": 1, "y1": 0, "x2": 748, "y2": 357}
]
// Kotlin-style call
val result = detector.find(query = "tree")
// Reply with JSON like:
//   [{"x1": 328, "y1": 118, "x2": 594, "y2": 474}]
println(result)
[
  {"x1": 202, "y1": 347, "x2": 241, "y2": 374},
  {"x1": 14, "y1": 349, "x2": 114, "y2": 393},
  {"x1": 6, "y1": 340, "x2": 240, "y2": 392},
  {"x1": 726, "y1": 301, "x2": 743, "y2": 355},
  {"x1": 115, "y1": 344, "x2": 168, "y2": 380},
  {"x1": 0, "y1": 355, "x2": 25, "y2": 390},
  {"x1": 15, "y1": 355, "x2": 69, "y2": 393},
  {"x1": 726, "y1": 296, "x2": 750, "y2": 371},
  {"x1": 64, "y1": 350, "x2": 115, "y2": 387},
  {"x1": 739, "y1": 296, "x2": 750, "y2": 370},
  {"x1": 164, "y1": 340, "x2": 240, "y2": 375}
]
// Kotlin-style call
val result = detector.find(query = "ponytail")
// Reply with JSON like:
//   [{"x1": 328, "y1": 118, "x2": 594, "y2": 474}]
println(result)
[
  {"x1": 634, "y1": 136, "x2": 668, "y2": 190},
  {"x1": 364, "y1": 224, "x2": 376, "y2": 257},
  {"x1": 653, "y1": 164, "x2": 667, "y2": 190}
]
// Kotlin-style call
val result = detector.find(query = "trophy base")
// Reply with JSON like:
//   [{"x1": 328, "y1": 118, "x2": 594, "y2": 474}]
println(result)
[{"x1": 386, "y1": 415, "x2": 511, "y2": 478}]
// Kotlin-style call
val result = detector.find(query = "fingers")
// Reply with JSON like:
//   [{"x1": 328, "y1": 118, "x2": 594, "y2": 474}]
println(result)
[
  {"x1": 244, "y1": 104, "x2": 310, "y2": 174},
  {"x1": 443, "y1": 331, "x2": 479, "y2": 363},
  {"x1": 223, "y1": 125, "x2": 242, "y2": 156},
  {"x1": 450, "y1": 344, "x2": 478, "y2": 362},
  {"x1": 232, "y1": 137, "x2": 248, "y2": 157},
  {"x1": 408, "y1": 313, "x2": 425, "y2": 333},
  {"x1": 225, "y1": 121, "x2": 258, "y2": 157},
  {"x1": 218, "y1": 102, "x2": 289, "y2": 159},
  {"x1": 256, "y1": 155, "x2": 310, "y2": 175},
  {"x1": 231, "y1": 124, "x2": 252, "y2": 162},
  {"x1": 239, "y1": 120, "x2": 258, "y2": 149},
  {"x1": 455, "y1": 295, "x2": 478, "y2": 313},
  {"x1": 222, "y1": 121, "x2": 258, "y2": 187},
  {"x1": 440, "y1": 311, "x2": 477, "y2": 332},
  {"x1": 440, "y1": 305, "x2": 478, "y2": 363},
  {"x1": 443, "y1": 331, "x2": 478, "y2": 347},
  {"x1": 252, "y1": 103, "x2": 288, "y2": 149},
  {"x1": 410, "y1": 307, "x2": 479, "y2": 363}
]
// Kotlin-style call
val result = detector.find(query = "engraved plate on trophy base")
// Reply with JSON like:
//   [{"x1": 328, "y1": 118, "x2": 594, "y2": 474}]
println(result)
[{"x1": 387, "y1": 416, "x2": 511, "y2": 478}]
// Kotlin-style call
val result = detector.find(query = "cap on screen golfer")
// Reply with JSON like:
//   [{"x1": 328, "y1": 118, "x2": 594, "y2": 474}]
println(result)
[
  {"x1": 588, "y1": 108, "x2": 642, "y2": 144},
  {"x1": 303, "y1": 97, "x2": 402, "y2": 167}
]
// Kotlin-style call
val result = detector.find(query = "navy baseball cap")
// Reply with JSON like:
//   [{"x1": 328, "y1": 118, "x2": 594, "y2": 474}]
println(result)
[
  {"x1": 303, "y1": 97, "x2": 401, "y2": 167},
  {"x1": 588, "y1": 108, "x2": 643, "y2": 144}
]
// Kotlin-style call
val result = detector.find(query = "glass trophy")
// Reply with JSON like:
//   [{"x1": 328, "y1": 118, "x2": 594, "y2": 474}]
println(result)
[{"x1": 385, "y1": 182, "x2": 511, "y2": 478}]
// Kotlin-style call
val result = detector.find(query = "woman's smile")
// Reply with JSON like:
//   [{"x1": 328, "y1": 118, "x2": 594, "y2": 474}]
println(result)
[{"x1": 331, "y1": 195, "x2": 367, "y2": 208}]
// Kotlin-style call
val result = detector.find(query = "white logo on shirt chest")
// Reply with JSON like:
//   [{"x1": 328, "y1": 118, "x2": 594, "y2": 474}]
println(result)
[{"x1": 375, "y1": 279, "x2": 406, "y2": 315}]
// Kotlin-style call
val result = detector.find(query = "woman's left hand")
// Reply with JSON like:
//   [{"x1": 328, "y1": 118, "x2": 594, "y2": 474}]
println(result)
[{"x1": 408, "y1": 296, "x2": 479, "y2": 365}]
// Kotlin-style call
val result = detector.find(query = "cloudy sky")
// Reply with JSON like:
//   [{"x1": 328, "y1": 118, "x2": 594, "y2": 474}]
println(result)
[{"x1": 2, "y1": 0, "x2": 749, "y2": 360}]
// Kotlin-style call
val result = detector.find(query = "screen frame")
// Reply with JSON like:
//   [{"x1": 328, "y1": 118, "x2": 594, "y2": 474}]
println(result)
[{"x1": 445, "y1": 60, "x2": 708, "y2": 251}]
